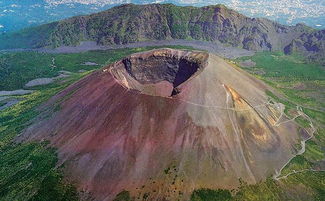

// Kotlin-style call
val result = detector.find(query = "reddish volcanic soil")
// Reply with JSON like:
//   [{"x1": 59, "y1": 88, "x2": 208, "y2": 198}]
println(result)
[{"x1": 18, "y1": 49, "x2": 301, "y2": 201}]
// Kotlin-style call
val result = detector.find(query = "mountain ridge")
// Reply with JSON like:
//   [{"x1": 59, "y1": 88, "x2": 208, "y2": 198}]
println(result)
[{"x1": 1, "y1": 3, "x2": 324, "y2": 64}]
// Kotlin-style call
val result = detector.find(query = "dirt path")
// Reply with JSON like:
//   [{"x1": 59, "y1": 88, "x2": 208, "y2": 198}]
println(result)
[
  {"x1": 273, "y1": 106, "x2": 317, "y2": 180},
  {"x1": 275, "y1": 169, "x2": 325, "y2": 180},
  {"x1": 273, "y1": 105, "x2": 303, "y2": 127}
]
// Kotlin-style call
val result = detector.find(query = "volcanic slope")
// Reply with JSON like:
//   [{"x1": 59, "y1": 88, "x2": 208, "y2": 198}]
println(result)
[{"x1": 18, "y1": 49, "x2": 305, "y2": 201}]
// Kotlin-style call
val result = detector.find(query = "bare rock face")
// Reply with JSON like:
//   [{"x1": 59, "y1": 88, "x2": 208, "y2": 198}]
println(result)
[
  {"x1": 18, "y1": 49, "x2": 302, "y2": 201},
  {"x1": 285, "y1": 29, "x2": 325, "y2": 65}
]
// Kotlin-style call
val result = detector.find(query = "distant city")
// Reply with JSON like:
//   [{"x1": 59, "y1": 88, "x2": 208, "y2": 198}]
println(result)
[{"x1": 1, "y1": 0, "x2": 324, "y2": 33}]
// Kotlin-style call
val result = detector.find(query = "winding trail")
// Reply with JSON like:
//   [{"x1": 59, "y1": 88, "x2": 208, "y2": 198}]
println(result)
[
  {"x1": 275, "y1": 169, "x2": 325, "y2": 180},
  {"x1": 273, "y1": 106, "x2": 317, "y2": 180},
  {"x1": 273, "y1": 105, "x2": 303, "y2": 127}
]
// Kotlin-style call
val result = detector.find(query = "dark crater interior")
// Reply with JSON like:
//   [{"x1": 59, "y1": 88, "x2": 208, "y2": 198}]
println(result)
[
  {"x1": 110, "y1": 49, "x2": 208, "y2": 97},
  {"x1": 122, "y1": 55, "x2": 202, "y2": 88}
]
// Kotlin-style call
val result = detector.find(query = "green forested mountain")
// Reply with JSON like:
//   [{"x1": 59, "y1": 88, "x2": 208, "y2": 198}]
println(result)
[{"x1": 0, "y1": 3, "x2": 324, "y2": 63}]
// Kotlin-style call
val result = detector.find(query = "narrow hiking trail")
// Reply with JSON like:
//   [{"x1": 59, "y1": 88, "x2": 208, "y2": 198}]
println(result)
[
  {"x1": 275, "y1": 169, "x2": 325, "y2": 180},
  {"x1": 273, "y1": 106, "x2": 317, "y2": 180}
]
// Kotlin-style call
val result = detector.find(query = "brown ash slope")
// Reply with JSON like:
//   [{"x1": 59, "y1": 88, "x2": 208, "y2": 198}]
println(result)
[
  {"x1": 1, "y1": 4, "x2": 323, "y2": 63},
  {"x1": 18, "y1": 49, "x2": 304, "y2": 201}
]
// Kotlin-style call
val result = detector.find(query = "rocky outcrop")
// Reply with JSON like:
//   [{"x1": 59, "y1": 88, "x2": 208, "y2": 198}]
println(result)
[
  {"x1": 285, "y1": 29, "x2": 325, "y2": 64},
  {"x1": 47, "y1": 4, "x2": 308, "y2": 51},
  {"x1": 18, "y1": 49, "x2": 302, "y2": 201}
]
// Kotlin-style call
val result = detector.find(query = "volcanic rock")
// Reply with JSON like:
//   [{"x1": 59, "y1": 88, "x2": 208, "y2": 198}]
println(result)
[{"x1": 18, "y1": 48, "x2": 301, "y2": 201}]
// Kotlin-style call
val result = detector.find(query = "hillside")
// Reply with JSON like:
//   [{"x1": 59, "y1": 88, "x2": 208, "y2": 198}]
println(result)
[
  {"x1": 0, "y1": 3, "x2": 323, "y2": 63},
  {"x1": 285, "y1": 29, "x2": 325, "y2": 64},
  {"x1": 16, "y1": 48, "x2": 305, "y2": 200}
]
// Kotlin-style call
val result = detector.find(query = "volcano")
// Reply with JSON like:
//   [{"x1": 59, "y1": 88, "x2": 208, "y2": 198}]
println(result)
[{"x1": 18, "y1": 49, "x2": 301, "y2": 201}]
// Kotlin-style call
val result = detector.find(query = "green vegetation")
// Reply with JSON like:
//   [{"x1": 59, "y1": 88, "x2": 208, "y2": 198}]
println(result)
[
  {"x1": 281, "y1": 155, "x2": 312, "y2": 176},
  {"x1": 190, "y1": 189, "x2": 232, "y2": 201},
  {"x1": 239, "y1": 52, "x2": 324, "y2": 80},
  {"x1": 238, "y1": 51, "x2": 325, "y2": 110},
  {"x1": 235, "y1": 173, "x2": 325, "y2": 201},
  {"x1": 113, "y1": 190, "x2": 131, "y2": 201},
  {"x1": 0, "y1": 73, "x2": 85, "y2": 201},
  {"x1": 0, "y1": 143, "x2": 78, "y2": 201},
  {"x1": 304, "y1": 140, "x2": 325, "y2": 162},
  {"x1": 232, "y1": 178, "x2": 287, "y2": 201},
  {"x1": 295, "y1": 116, "x2": 311, "y2": 128},
  {"x1": 164, "y1": 167, "x2": 171, "y2": 174},
  {"x1": 0, "y1": 102, "x2": 5, "y2": 107},
  {"x1": 191, "y1": 171, "x2": 325, "y2": 201}
]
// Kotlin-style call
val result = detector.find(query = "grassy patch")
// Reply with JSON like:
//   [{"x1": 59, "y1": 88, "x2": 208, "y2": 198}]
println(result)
[
  {"x1": 238, "y1": 51, "x2": 325, "y2": 80},
  {"x1": 281, "y1": 155, "x2": 312, "y2": 176},
  {"x1": 190, "y1": 188, "x2": 232, "y2": 201},
  {"x1": 0, "y1": 74, "x2": 85, "y2": 200},
  {"x1": 304, "y1": 140, "x2": 325, "y2": 162},
  {"x1": 233, "y1": 178, "x2": 287, "y2": 201},
  {"x1": 193, "y1": 172, "x2": 325, "y2": 201},
  {"x1": 238, "y1": 51, "x2": 325, "y2": 111},
  {"x1": 295, "y1": 116, "x2": 311, "y2": 128},
  {"x1": 0, "y1": 142, "x2": 78, "y2": 201},
  {"x1": 113, "y1": 190, "x2": 131, "y2": 201}
]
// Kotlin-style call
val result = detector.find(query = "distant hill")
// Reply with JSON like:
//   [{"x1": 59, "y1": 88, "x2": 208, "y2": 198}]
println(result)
[{"x1": 1, "y1": 3, "x2": 324, "y2": 63}]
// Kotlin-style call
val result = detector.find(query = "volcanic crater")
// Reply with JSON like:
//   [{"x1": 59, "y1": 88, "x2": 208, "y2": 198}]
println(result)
[{"x1": 109, "y1": 49, "x2": 209, "y2": 97}]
